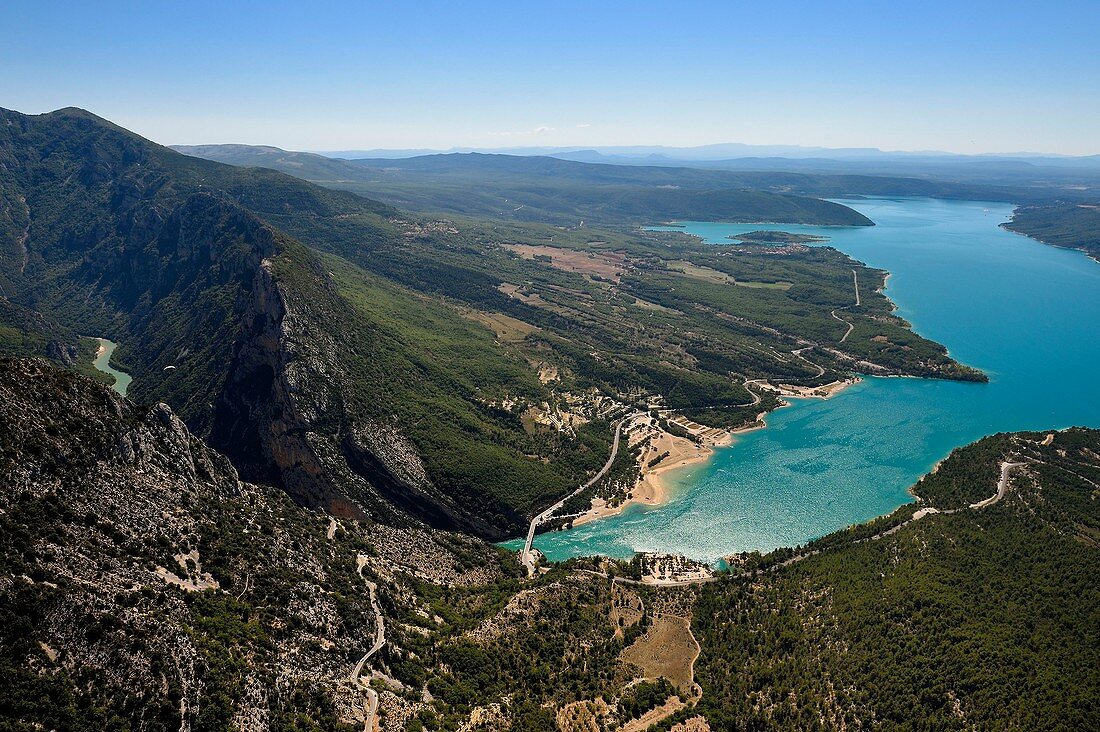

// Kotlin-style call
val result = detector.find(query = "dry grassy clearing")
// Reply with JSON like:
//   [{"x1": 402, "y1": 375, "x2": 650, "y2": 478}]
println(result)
[
  {"x1": 668, "y1": 260, "x2": 792, "y2": 289},
  {"x1": 668, "y1": 260, "x2": 733, "y2": 284},
  {"x1": 620, "y1": 613, "x2": 700, "y2": 694},
  {"x1": 504, "y1": 243, "x2": 627, "y2": 281},
  {"x1": 456, "y1": 307, "x2": 539, "y2": 342},
  {"x1": 631, "y1": 295, "x2": 680, "y2": 314}
]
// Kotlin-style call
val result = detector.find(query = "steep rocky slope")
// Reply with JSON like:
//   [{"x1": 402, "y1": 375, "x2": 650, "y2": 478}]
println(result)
[
  {"x1": 0, "y1": 358, "x2": 506, "y2": 731},
  {"x1": 0, "y1": 108, "x2": 542, "y2": 535},
  {"x1": 0, "y1": 107, "x2": 985, "y2": 541}
]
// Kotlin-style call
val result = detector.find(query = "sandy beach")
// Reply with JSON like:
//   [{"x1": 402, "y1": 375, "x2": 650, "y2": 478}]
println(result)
[
  {"x1": 571, "y1": 424, "x2": 728, "y2": 527},
  {"x1": 769, "y1": 378, "x2": 859, "y2": 400},
  {"x1": 570, "y1": 378, "x2": 861, "y2": 527}
]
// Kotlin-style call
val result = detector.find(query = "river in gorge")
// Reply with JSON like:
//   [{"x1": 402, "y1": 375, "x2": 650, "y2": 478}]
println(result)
[
  {"x1": 92, "y1": 338, "x2": 132, "y2": 397},
  {"x1": 504, "y1": 197, "x2": 1100, "y2": 563}
]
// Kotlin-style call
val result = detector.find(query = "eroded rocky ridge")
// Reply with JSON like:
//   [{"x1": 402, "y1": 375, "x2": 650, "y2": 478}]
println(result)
[
  {"x1": 0, "y1": 358, "x2": 504, "y2": 730},
  {"x1": 0, "y1": 106, "x2": 503, "y2": 536}
]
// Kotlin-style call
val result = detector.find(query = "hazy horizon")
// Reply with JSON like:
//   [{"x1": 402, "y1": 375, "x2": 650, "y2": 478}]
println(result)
[
  {"x1": 4, "y1": 1, "x2": 1098, "y2": 156},
  {"x1": 298, "y1": 143, "x2": 1100, "y2": 160}
]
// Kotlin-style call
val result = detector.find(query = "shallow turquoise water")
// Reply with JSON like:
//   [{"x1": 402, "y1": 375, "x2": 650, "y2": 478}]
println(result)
[
  {"x1": 504, "y1": 197, "x2": 1100, "y2": 563},
  {"x1": 93, "y1": 338, "x2": 132, "y2": 396}
]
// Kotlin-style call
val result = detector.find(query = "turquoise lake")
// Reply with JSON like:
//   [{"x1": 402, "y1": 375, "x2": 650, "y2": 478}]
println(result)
[{"x1": 507, "y1": 197, "x2": 1100, "y2": 563}]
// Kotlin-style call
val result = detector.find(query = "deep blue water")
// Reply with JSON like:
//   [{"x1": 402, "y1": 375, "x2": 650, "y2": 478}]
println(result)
[{"x1": 505, "y1": 197, "x2": 1100, "y2": 563}]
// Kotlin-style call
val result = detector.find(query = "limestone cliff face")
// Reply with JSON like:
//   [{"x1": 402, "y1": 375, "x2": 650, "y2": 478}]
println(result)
[
  {"x1": 207, "y1": 244, "x2": 504, "y2": 537},
  {"x1": 208, "y1": 254, "x2": 338, "y2": 509},
  {"x1": 0, "y1": 105, "x2": 511, "y2": 539}
]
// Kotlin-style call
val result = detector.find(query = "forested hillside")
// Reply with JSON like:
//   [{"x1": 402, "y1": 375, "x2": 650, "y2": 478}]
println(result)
[
  {"x1": 0, "y1": 107, "x2": 981, "y2": 539},
  {"x1": 1004, "y1": 201, "x2": 1100, "y2": 260},
  {"x1": 2, "y1": 358, "x2": 1094, "y2": 730},
  {"x1": 175, "y1": 145, "x2": 879, "y2": 226}
]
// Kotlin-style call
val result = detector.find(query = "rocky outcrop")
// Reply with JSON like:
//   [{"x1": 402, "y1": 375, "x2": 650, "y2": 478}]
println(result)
[
  {"x1": 208, "y1": 241, "x2": 506, "y2": 536},
  {"x1": 0, "y1": 105, "x2": 521, "y2": 540},
  {"x1": 0, "y1": 357, "x2": 510, "y2": 731},
  {"x1": 341, "y1": 424, "x2": 502, "y2": 536}
]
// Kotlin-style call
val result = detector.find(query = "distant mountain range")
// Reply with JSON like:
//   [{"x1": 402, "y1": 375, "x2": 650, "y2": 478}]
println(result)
[
  {"x1": 175, "y1": 144, "x2": 1100, "y2": 212},
  {"x1": 313, "y1": 142, "x2": 1100, "y2": 165},
  {"x1": 287, "y1": 143, "x2": 1100, "y2": 195}
]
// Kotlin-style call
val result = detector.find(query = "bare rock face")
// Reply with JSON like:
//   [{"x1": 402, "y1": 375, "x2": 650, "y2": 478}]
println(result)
[
  {"x1": 341, "y1": 423, "x2": 501, "y2": 537},
  {"x1": 45, "y1": 340, "x2": 78, "y2": 366},
  {"x1": 207, "y1": 245, "x2": 506, "y2": 537},
  {"x1": 352, "y1": 422, "x2": 433, "y2": 492}
]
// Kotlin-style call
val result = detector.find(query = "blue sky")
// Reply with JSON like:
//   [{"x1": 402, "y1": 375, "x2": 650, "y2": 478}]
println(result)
[{"x1": 3, "y1": 1, "x2": 1098, "y2": 154}]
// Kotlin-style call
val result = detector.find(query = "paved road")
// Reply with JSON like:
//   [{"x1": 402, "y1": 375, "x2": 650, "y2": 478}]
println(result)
[
  {"x1": 970, "y1": 461, "x2": 1025, "y2": 509},
  {"x1": 827, "y1": 270, "x2": 860, "y2": 343},
  {"x1": 521, "y1": 414, "x2": 639, "y2": 575},
  {"x1": 742, "y1": 379, "x2": 766, "y2": 406},
  {"x1": 791, "y1": 347, "x2": 826, "y2": 378},
  {"x1": 352, "y1": 555, "x2": 386, "y2": 732},
  {"x1": 831, "y1": 310, "x2": 855, "y2": 342}
]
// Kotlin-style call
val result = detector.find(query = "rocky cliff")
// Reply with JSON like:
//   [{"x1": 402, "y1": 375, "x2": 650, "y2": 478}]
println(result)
[
  {"x1": 0, "y1": 358, "x2": 506, "y2": 730},
  {"x1": 0, "y1": 107, "x2": 514, "y2": 538}
]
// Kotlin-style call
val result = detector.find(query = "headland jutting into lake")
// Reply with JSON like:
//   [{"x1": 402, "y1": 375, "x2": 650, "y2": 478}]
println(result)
[{"x1": 507, "y1": 197, "x2": 1100, "y2": 563}]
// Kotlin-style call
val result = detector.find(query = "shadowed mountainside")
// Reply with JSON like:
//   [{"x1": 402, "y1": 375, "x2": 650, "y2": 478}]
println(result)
[{"x1": 1, "y1": 107, "x2": 982, "y2": 540}]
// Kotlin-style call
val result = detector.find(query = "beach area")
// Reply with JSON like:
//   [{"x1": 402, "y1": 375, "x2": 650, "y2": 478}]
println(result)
[
  {"x1": 571, "y1": 377, "x2": 860, "y2": 527},
  {"x1": 572, "y1": 422, "x2": 726, "y2": 526}
]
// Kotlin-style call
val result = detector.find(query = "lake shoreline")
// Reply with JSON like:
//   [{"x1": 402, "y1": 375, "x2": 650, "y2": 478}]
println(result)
[
  {"x1": 570, "y1": 377, "x2": 861, "y2": 527},
  {"x1": 571, "y1": 427, "x2": 727, "y2": 527},
  {"x1": 525, "y1": 200, "x2": 1100, "y2": 563}
]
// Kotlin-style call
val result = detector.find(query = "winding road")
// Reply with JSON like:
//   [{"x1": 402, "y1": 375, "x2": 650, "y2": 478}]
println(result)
[
  {"x1": 829, "y1": 269, "x2": 861, "y2": 343},
  {"x1": 521, "y1": 413, "x2": 640, "y2": 575},
  {"x1": 791, "y1": 347, "x2": 826, "y2": 378},
  {"x1": 352, "y1": 555, "x2": 386, "y2": 732},
  {"x1": 970, "y1": 461, "x2": 1025, "y2": 509},
  {"x1": 832, "y1": 310, "x2": 855, "y2": 342},
  {"x1": 742, "y1": 379, "x2": 766, "y2": 406}
]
